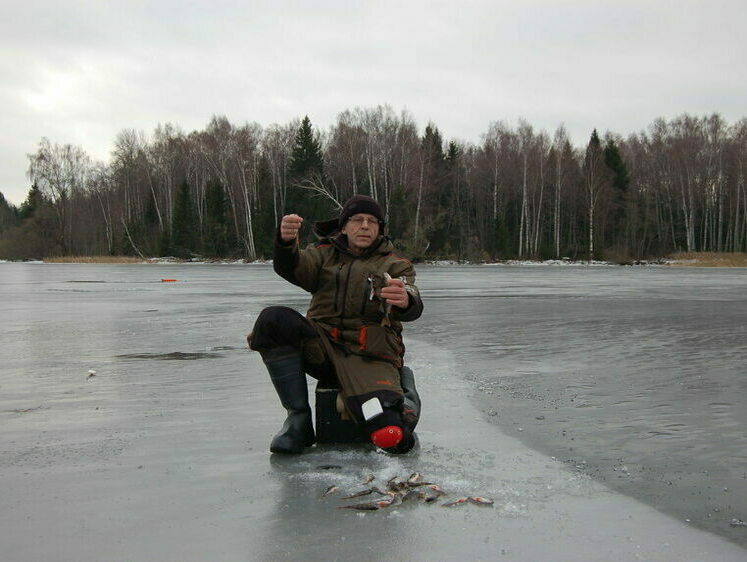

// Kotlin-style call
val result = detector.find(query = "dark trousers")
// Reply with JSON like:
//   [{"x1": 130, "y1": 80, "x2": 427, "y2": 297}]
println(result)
[
  {"x1": 247, "y1": 306, "x2": 338, "y2": 386},
  {"x1": 249, "y1": 305, "x2": 419, "y2": 434}
]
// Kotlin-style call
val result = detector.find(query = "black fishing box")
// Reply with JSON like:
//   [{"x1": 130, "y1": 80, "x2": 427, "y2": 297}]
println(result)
[{"x1": 314, "y1": 385, "x2": 368, "y2": 444}]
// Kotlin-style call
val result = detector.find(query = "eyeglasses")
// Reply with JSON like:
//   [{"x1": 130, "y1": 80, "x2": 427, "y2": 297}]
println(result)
[{"x1": 347, "y1": 216, "x2": 382, "y2": 226}]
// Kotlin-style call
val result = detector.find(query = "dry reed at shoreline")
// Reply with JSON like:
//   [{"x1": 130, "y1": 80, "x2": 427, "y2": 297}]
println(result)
[
  {"x1": 666, "y1": 252, "x2": 747, "y2": 267},
  {"x1": 43, "y1": 256, "x2": 146, "y2": 264},
  {"x1": 36, "y1": 252, "x2": 747, "y2": 267}
]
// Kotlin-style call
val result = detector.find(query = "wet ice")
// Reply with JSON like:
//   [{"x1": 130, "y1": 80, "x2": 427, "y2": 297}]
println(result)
[{"x1": 1, "y1": 262, "x2": 746, "y2": 559}]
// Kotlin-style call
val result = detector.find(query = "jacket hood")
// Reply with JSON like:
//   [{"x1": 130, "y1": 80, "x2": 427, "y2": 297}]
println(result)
[{"x1": 312, "y1": 218, "x2": 341, "y2": 239}]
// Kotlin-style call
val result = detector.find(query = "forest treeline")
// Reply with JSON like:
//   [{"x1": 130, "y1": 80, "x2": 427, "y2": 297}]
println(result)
[{"x1": 1, "y1": 107, "x2": 746, "y2": 262}]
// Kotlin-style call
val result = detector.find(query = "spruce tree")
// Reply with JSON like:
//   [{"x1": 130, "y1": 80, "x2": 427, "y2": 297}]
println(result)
[
  {"x1": 604, "y1": 140, "x2": 631, "y2": 251},
  {"x1": 286, "y1": 116, "x2": 334, "y2": 236},
  {"x1": 431, "y1": 141, "x2": 466, "y2": 257},
  {"x1": 0, "y1": 192, "x2": 18, "y2": 234},
  {"x1": 171, "y1": 180, "x2": 198, "y2": 257},
  {"x1": 387, "y1": 184, "x2": 411, "y2": 242},
  {"x1": 288, "y1": 116, "x2": 325, "y2": 181},
  {"x1": 604, "y1": 140, "x2": 630, "y2": 193},
  {"x1": 415, "y1": 124, "x2": 447, "y2": 255},
  {"x1": 18, "y1": 183, "x2": 43, "y2": 221},
  {"x1": 0, "y1": 186, "x2": 59, "y2": 259},
  {"x1": 203, "y1": 179, "x2": 228, "y2": 257}
]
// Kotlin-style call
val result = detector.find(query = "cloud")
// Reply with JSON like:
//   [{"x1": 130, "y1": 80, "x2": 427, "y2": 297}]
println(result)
[{"x1": 1, "y1": 0, "x2": 746, "y2": 205}]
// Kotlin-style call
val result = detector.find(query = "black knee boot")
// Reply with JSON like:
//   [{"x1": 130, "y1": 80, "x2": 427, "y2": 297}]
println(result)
[
  {"x1": 378, "y1": 366, "x2": 420, "y2": 454},
  {"x1": 266, "y1": 354, "x2": 315, "y2": 454},
  {"x1": 399, "y1": 366, "x2": 421, "y2": 432}
]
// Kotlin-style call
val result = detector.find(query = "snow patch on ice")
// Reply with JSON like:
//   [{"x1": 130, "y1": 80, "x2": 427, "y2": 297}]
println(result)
[{"x1": 481, "y1": 259, "x2": 614, "y2": 267}]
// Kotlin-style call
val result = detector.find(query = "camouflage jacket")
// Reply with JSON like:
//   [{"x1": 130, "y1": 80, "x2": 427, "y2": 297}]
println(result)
[{"x1": 273, "y1": 220, "x2": 423, "y2": 368}]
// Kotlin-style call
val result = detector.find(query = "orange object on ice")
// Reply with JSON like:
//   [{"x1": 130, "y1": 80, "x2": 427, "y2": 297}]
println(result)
[{"x1": 161, "y1": 279, "x2": 178, "y2": 282}]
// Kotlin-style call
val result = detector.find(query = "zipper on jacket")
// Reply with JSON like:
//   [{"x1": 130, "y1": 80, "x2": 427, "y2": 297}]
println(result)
[
  {"x1": 359, "y1": 273, "x2": 370, "y2": 316},
  {"x1": 339, "y1": 260, "x2": 353, "y2": 318},
  {"x1": 334, "y1": 262, "x2": 344, "y2": 314}
]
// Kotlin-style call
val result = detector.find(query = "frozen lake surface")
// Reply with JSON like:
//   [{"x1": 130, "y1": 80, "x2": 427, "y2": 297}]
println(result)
[
  {"x1": 416, "y1": 264, "x2": 747, "y2": 545},
  {"x1": 1, "y1": 262, "x2": 746, "y2": 560}
]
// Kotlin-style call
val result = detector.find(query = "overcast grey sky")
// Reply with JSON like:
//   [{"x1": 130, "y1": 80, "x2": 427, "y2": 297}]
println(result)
[{"x1": 1, "y1": 0, "x2": 745, "y2": 205}]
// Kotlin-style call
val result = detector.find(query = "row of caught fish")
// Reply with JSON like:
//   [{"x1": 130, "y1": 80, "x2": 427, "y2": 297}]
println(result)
[{"x1": 321, "y1": 472, "x2": 494, "y2": 511}]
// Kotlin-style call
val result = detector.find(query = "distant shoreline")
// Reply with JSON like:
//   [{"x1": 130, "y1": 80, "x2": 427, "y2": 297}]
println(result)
[{"x1": 2, "y1": 251, "x2": 746, "y2": 267}]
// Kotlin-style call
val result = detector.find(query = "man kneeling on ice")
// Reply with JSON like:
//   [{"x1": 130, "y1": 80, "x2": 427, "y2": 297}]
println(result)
[{"x1": 248, "y1": 195, "x2": 423, "y2": 454}]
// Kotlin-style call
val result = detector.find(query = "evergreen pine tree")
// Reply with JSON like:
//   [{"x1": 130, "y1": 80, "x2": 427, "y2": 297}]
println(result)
[
  {"x1": 171, "y1": 180, "x2": 198, "y2": 257},
  {"x1": 417, "y1": 124, "x2": 447, "y2": 256},
  {"x1": 422, "y1": 124, "x2": 444, "y2": 155},
  {"x1": 18, "y1": 183, "x2": 43, "y2": 221},
  {"x1": 0, "y1": 186, "x2": 59, "y2": 259},
  {"x1": 603, "y1": 140, "x2": 630, "y2": 193},
  {"x1": 286, "y1": 116, "x2": 335, "y2": 239},
  {"x1": 0, "y1": 192, "x2": 18, "y2": 234},
  {"x1": 387, "y1": 184, "x2": 411, "y2": 242},
  {"x1": 604, "y1": 140, "x2": 631, "y2": 251},
  {"x1": 203, "y1": 179, "x2": 228, "y2": 257},
  {"x1": 431, "y1": 141, "x2": 465, "y2": 256},
  {"x1": 288, "y1": 116, "x2": 325, "y2": 181}
]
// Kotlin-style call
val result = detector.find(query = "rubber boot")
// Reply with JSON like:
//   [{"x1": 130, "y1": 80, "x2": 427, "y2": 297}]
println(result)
[
  {"x1": 399, "y1": 366, "x2": 421, "y2": 433},
  {"x1": 374, "y1": 367, "x2": 420, "y2": 454},
  {"x1": 266, "y1": 354, "x2": 315, "y2": 454}
]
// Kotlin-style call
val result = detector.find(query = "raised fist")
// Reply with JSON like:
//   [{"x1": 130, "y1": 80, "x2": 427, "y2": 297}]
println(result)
[{"x1": 280, "y1": 214, "x2": 303, "y2": 242}]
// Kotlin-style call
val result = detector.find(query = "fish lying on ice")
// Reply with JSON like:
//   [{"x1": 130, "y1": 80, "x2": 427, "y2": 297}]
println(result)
[
  {"x1": 468, "y1": 496, "x2": 494, "y2": 506},
  {"x1": 341, "y1": 489, "x2": 375, "y2": 499},
  {"x1": 321, "y1": 485, "x2": 339, "y2": 498},
  {"x1": 442, "y1": 498, "x2": 470, "y2": 507},
  {"x1": 324, "y1": 472, "x2": 494, "y2": 511},
  {"x1": 337, "y1": 497, "x2": 395, "y2": 511}
]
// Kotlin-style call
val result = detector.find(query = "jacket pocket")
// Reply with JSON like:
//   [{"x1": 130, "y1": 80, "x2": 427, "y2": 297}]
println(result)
[{"x1": 357, "y1": 324, "x2": 402, "y2": 364}]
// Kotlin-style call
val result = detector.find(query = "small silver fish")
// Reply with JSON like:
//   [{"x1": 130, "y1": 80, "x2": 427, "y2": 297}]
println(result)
[
  {"x1": 341, "y1": 489, "x2": 374, "y2": 499},
  {"x1": 421, "y1": 491, "x2": 443, "y2": 503},
  {"x1": 442, "y1": 497, "x2": 469, "y2": 507},
  {"x1": 337, "y1": 497, "x2": 394, "y2": 511},
  {"x1": 386, "y1": 476, "x2": 407, "y2": 492},
  {"x1": 468, "y1": 496, "x2": 494, "y2": 506},
  {"x1": 337, "y1": 502, "x2": 380, "y2": 511},
  {"x1": 407, "y1": 480, "x2": 435, "y2": 488},
  {"x1": 381, "y1": 273, "x2": 393, "y2": 327},
  {"x1": 407, "y1": 472, "x2": 423, "y2": 484},
  {"x1": 321, "y1": 485, "x2": 339, "y2": 498},
  {"x1": 400, "y1": 489, "x2": 422, "y2": 503},
  {"x1": 426, "y1": 484, "x2": 446, "y2": 495}
]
